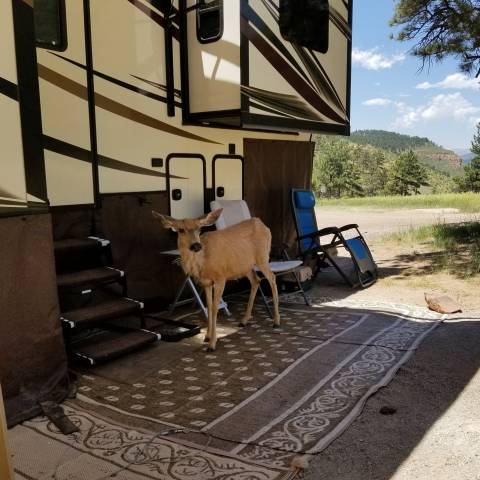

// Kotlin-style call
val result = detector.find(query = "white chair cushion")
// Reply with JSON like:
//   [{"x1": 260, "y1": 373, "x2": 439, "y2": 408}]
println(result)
[
  {"x1": 254, "y1": 260, "x2": 303, "y2": 273},
  {"x1": 210, "y1": 199, "x2": 251, "y2": 229}
]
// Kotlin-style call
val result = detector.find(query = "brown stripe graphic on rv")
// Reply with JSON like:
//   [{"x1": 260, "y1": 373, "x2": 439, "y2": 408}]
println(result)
[
  {"x1": 0, "y1": 77, "x2": 18, "y2": 101},
  {"x1": 127, "y1": 0, "x2": 180, "y2": 41},
  {"x1": 43, "y1": 135, "x2": 186, "y2": 179},
  {"x1": 242, "y1": 85, "x2": 323, "y2": 121},
  {"x1": 249, "y1": 100, "x2": 297, "y2": 119},
  {"x1": 0, "y1": 187, "x2": 25, "y2": 202},
  {"x1": 37, "y1": 64, "x2": 220, "y2": 144},
  {"x1": 240, "y1": 16, "x2": 345, "y2": 124},
  {"x1": 0, "y1": 198, "x2": 28, "y2": 207},
  {"x1": 131, "y1": 74, "x2": 181, "y2": 99},
  {"x1": 144, "y1": 0, "x2": 180, "y2": 26},
  {"x1": 51, "y1": 53, "x2": 182, "y2": 108},
  {"x1": 330, "y1": 5, "x2": 352, "y2": 40},
  {"x1": 242, "y1": 3, "x2": 314, "y2": 88},
  {"x1": 254, "y1": 0, "x2": 346, "y2": 116},
  {"x1": 291, "y1": 43, "x2": 346, "y2": 115}
]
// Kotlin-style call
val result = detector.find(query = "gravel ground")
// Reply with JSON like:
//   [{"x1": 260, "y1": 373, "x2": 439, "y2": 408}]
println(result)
[{"x1": 303, "y1": 206, "x2": 480, "y2": 480}]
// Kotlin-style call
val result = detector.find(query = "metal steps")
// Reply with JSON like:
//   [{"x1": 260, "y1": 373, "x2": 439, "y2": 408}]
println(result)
[
  {"x1": 54, "y1": 237, "x2": 109, "y2": 254},
  {"x1": 61, "y1": 298, "x2": 143, "y2": 329},
  {"x1": 71, "y1": 328, "x2": 160, "y2": 365},
  {"x1": 57, "y1": 267, "x2": 124, "y2": 291},
  {"x1": 55, "y1": 236, "x2": 160, "y2": 366}
]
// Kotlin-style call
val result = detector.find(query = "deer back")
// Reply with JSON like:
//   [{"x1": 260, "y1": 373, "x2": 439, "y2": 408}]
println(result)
[{"x1": 184, "y1": 218, "x2": 271, "y2": 283}]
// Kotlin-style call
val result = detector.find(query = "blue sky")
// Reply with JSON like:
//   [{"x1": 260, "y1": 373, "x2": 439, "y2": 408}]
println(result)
[{"x1": 351, "y1": 0, "x2": 480, "y2": 151}]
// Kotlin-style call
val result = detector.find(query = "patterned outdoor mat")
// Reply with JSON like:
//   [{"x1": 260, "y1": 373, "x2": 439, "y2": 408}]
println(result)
[
  {"x1": 12, "y1": 404, "x2": 283, "y2": 480},
  {"x1": 71, "y1": 300, "x2": 442, "y2": 475}
]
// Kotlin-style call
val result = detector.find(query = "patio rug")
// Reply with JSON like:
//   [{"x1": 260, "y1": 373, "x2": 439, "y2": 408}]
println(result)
[{"x1": 25, "y1": 300, "x2": 442, "y2": 479}]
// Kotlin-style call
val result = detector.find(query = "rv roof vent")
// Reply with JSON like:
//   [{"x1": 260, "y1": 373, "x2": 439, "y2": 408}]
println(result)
[{"x1": 196, "y1": 0, "x2": 223, "y2": 44}]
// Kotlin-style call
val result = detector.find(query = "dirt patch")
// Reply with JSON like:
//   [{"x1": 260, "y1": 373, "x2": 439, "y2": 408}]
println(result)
[{"x1": 313, "y1": 207, "x2": 480, "y2": 313}]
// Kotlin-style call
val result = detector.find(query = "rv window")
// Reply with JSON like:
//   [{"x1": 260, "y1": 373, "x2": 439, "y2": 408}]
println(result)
[
  {"x1": 279, "y1": 0, "x2": 329, "y2": 54},
  {"x1": 196, "y1": 0, "x2": 223, "y2": 44},
  {"x1": 34, "y1": 0, "x2": 67, "y2": 51}
]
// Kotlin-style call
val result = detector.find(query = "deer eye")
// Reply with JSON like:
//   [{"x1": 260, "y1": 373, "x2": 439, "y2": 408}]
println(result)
[{"x1": 178, "y1": 228, "x2": 185, "y2": 234}]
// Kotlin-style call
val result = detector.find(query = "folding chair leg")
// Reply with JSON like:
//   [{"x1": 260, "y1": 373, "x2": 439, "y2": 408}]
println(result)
[
  {"x1": 168, "y1": 276, "x2": 208, "y2": 318},
  {"x1": 219, "y1": 300, "x2": 231, "y2": 316},
  {"x1": 293, "y1": 270, "x2": 310, "y2": 306},
  {"x1": 186, "y1": 277, "x2": 208, "y2": 318},
  {"x1": 323, "y1": 252, "x2": 356, "y2": 287},
  {"x1": 258, "y1": 281, "x2": 274, "y2": 318},
  {"x1": 168, "y1": 275, "x2": 190, "y2": 314}
]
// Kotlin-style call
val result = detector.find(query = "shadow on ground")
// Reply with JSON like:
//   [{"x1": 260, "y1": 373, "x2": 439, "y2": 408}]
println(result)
[
  {"x1": 377, "y1": 250, "x2": 478, "y2": 280},
  {"x1": 304, "y1": 317, "x2": 480, "y2": 480}
]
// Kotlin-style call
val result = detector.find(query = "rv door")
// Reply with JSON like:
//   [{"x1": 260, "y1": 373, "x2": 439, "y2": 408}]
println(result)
[
  {"x1": 212, "y1": 154, "x2": 243, "y2": 200},
  {"x1": 167, "y1": 154, "x2": 206, "y2": 218}
]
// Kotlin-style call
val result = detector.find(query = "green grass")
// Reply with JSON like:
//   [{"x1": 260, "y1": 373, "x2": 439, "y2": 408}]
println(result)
[
  {"x1": 317, "y1": 192, "x2": 480, "y2": 213},
  {"x1": 384, "y1": 222, "x2": 480, "y2": 277}
]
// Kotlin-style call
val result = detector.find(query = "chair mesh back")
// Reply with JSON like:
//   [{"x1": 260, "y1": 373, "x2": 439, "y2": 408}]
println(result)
[
  {"x1": 210, "y1": 200, "x2": 251, "y2": 229},
  {"x1": 345, "y1": 238, "x2": 375, "y2": 274},
  {"x1": 292, "y1": 190, "x2": 320, "y2": 253}
]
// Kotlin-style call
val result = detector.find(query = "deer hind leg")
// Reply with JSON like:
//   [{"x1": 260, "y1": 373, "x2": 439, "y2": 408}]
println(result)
[
  {"x1": 240, "y1": 271, "x2": 261, "y2": 327},
  {"x1": 257, "y1": 263, "x2": 281, "y2": 327},
  {"x1": 204, "y1": 285, "x2": 213, "y2": 343},
  {"x1": 207, "y1": 279, "x2": 226, "y2": 352}
]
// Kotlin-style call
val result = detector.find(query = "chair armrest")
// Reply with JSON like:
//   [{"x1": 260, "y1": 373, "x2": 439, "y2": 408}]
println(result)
[
  {"x1": 297, "y1": 226, "x2": 339, "y2": 241},
  {"x1": 338, "y1": 223, "x2": 359, "y2": 232}
]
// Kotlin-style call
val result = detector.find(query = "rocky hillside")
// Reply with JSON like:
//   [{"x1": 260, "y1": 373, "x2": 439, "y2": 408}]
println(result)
[{"x1": 348, "y1": 130, "x2": 462, "y2": 175}]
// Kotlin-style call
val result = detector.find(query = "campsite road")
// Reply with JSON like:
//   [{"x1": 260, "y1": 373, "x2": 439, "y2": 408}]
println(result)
[{"x1": 316, "y1": 207, "x2": 479, "y2": 241}]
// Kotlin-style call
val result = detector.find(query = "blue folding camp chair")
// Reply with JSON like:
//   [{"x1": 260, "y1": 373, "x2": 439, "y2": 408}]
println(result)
[{"x1": 291, "y1": 189, "x2": 377, "y2": 288}]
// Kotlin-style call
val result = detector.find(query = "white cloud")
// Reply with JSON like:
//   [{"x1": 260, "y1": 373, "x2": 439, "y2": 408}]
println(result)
[
  {"x1": 352, "y1": 48, "x2": 405, "y2": 70},
  {"x1": 416, "y1": 73, "x2": 480, "y2": 90},
  {"x1": 393, "y1": 93, "x2": 480, "y2": 129},
  {"x1": 362, "y1": 98, "x2": 392, "y2": 106},
  {"x1": 468, "y1": 116, "x2": 480, "y2": 127}
]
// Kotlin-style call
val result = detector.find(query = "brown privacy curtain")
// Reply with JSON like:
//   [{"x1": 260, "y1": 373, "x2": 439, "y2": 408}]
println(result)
[
  {"x1": 243, "y1": 138, "x2": 314, "y2": 252},
  {"x1": 98, "y1": 192, "x2": 179, "y2": 302},
  {"x1": 0, "y1": 214, "x2": 68, "y2": 427}
]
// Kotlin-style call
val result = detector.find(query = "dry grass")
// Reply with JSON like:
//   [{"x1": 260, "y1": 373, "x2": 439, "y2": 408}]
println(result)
[
  {"x1": 318, "y1": 192, "x2": 480, "y2": 213},
  {"x1": 382, "y1": 222, "x2": 480, "y2": 278}
]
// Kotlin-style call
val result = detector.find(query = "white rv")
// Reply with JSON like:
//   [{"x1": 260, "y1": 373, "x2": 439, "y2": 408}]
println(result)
[{"x1": 0, "y1": 0, "x2": 351, "y2": 425}]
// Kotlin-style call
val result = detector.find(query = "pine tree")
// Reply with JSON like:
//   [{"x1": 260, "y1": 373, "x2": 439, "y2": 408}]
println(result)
[
  {"x1": 391, "y1": 0, "x2": 480, "y2": 76},
  {"x1": 455, "y1": 123, "x2": 480, "y2": 192},
  {"x1": 386, "y1": 150, "x2": 429, "y2": 196}
]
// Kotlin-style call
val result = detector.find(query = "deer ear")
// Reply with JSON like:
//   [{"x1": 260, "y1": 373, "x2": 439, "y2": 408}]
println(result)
[
  {"x1": 199, "y1": 208, "x2": 223, "y2": 227},
  {"x1": 152, "y1": 211, "x2": 177, "y2": 231}
]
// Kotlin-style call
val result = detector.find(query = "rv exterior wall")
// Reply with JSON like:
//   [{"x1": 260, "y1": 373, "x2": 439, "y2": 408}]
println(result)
[
  {"x1": 37, "y1": 1, "x2": 95, "y2": 206},
  {"x1": 187, "y1": 0, "x2": 241, "y2": 113},
  {"x1": 243, "y1": 0, "x2": 351, "y2": 133},
  {"x1": 0, "y1": 0, "x2": 28, "y2": 212},
  {"x1": 29, "y1": 0, "x2": 311, "y2": 208}
]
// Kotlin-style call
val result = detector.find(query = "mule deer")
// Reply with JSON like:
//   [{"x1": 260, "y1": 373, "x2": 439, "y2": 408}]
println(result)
[{"x1": 153, "y1": 209, "x2": 280, "y2": 351}]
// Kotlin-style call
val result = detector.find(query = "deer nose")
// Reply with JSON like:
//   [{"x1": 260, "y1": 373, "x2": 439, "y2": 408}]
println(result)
[{"x1": 190, "y1": 242, "x2": 202, "y2": 252}]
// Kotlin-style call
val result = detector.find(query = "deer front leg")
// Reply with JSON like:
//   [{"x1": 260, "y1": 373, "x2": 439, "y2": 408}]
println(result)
[
  {"x1": 207, "y1": 279, "x2": 226, "y2": 352},
  {"x1": 204, "y1": 285, "x2": 213, "y2": 343},
  {"x1": 240, "y1": 271, "x2": 260, "y2": 327}
]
